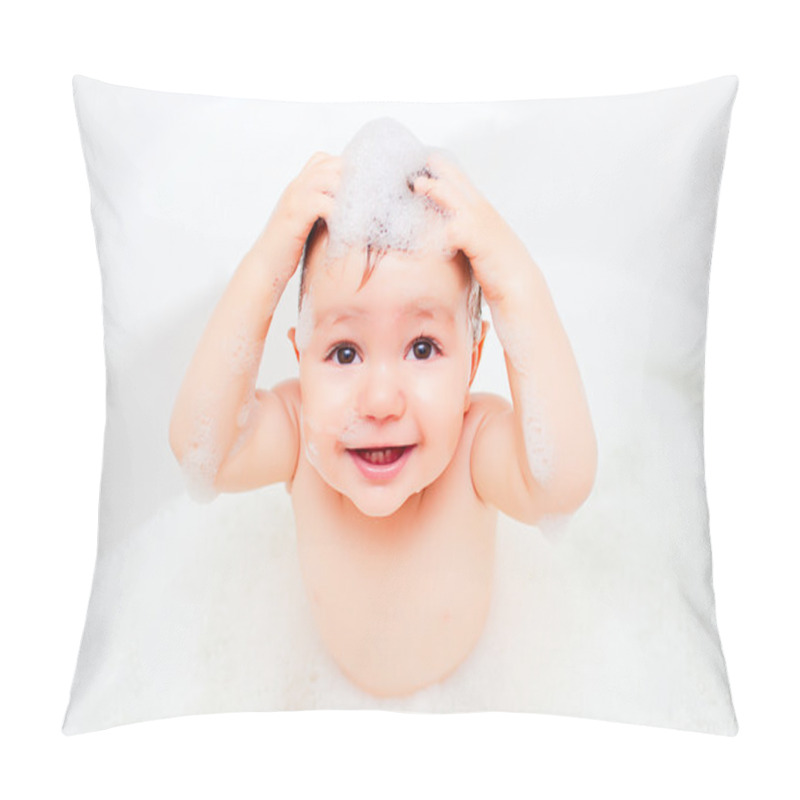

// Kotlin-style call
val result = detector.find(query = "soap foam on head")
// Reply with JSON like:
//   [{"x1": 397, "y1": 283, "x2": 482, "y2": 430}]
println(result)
[
  {"x1": 325, "y1": 118, "x2": 453, "y2": 261},
  {"x1": 299, "y1": 117, "x2": 484, "y2": 343}
]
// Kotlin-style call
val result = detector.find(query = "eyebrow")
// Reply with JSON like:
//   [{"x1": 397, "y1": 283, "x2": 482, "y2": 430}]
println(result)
[{"x1": 317, "y1": 301, "x2": 455, "y2": 328}]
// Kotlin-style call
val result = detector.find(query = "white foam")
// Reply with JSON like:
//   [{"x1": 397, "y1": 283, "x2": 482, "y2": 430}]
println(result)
[
  {"x1": 536, "y1": 513, "x2": 571, "y2": 542},
  {"x1": 298, "y1": 407, "x2": 325, "y2": 475},
  {"x1": 225, "y1": 326, "x2": 261, "y2": 376},
  {"x1": 180, "y1": 412, "x2": 221, "y2": 503},
  {"x1": 305, "y1": 439, "x2": 320, "y2": 469},
  {"x1": 338, "y1": 407, "x2": 372, "y2": 448},
  {"x1": 490, "y1": 305, "x2": 531, "y2": 375},
  {"x1": 236, "y1": 394, "x2": 255, "y2": 429},
  {"x1": 519, "y1": 380, "x2": 555, "y2": 488},
  {"x1": 326, "y1": 118, "x2": 451, "y2": 259},
  {"x1": 181, "y1": 330, "x2": 262, "y2": 502},
  {"x1": 490, "y1": 306, "x2": 555, "y2": 488}
]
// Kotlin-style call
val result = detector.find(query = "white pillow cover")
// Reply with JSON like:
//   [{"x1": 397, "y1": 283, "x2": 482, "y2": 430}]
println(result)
[{"x1": 64, "y1": 75, "x2": 738, "y2": 735}]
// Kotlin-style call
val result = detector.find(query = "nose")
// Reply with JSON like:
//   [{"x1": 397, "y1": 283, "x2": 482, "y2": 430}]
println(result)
[{"x1": 357, "y1": 362, "x2": 406, "y2": 421}]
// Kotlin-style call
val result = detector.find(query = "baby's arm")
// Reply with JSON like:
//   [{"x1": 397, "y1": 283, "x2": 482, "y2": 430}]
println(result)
[
  {"x1": 412, "y1": 154, "x2": 597, "y2": 523},
  {"x1": 470, "y1": 262, "x2": 597, "y2": 522},
  {"x1": 169, "y1": 153, "x2": 340, "y2": 498}
]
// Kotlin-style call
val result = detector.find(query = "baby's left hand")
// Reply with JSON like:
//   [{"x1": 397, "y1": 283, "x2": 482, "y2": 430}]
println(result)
[{"x1": 410, "y1": 152, "x2": 537, "y2": 305}]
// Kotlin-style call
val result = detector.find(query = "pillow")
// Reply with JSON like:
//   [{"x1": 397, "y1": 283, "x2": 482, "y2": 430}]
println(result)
[{"x1": 64, "y1": 75, "x2": 738, "y2": 735}]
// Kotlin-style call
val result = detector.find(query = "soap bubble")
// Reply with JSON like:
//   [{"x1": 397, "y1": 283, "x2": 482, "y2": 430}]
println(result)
[
  {"x1": 299, "y1": 117, "x2": 483, "y2": 342},
  {"x1": 326, "y1": 117, "x2": 451, "y2": 260}
]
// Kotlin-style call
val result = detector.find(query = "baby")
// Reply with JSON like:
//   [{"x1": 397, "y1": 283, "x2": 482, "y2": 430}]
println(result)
[{"x1": 169, "y1": 120, "x2": 597, "y2": 698}]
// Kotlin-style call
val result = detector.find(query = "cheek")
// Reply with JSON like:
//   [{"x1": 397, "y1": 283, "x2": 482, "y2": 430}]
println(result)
[
  {"x1": 300, "y1": 367, "x2": 356, "y2": 443},
  {"x1": 410, "y1": 359, "x2": 471, "y2": 435},
  {"x1": 418, "y1": 350, "x2": 471, "y2": 399}
]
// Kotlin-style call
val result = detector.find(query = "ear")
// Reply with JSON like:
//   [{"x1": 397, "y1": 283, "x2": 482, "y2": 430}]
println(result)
[
  {"x1": 287, "y1": 328, "x2": 300, "y2": 362},
  {"x1": 464, "y1": 320, "x2": 490, "y2": 413},
  {"x1": 468, "y1": 320, "x2": 490, "y2": 387}
]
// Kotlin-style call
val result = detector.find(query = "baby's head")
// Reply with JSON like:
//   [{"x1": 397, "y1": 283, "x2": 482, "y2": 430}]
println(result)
[
  {"x1": 287, "y1": 119, "x2": 488, "y2": 518},
  {"x1": 298, "y1": 216, "x2": 484, "y2": 341}
]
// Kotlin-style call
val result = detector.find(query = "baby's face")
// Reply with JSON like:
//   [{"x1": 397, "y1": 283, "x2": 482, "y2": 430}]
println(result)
[{"x1": 291, "y1": 243, "x2": 481, "y2": 518}]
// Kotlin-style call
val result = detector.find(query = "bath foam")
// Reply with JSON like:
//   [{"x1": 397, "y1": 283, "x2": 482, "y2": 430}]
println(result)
[
  {"x1": 339, "y1": 406, "x2": 372, "y2": 448},
  {"x1": 181, "y1": 329, "x2": 263, "y2": 502},
  {"x1": 326, "y1": 117, "x2": 452, "y2": 260},
  {"x1": 181, "y1": 393, "x2": 262, "y2": 501},
  {"x1": 305, "y1": 439, "x2": 320, "y2": 470},
  {"x1": 299, "y1": 408, "x2": 324, "y2": 473},
  {"x1": 230, "y1": 372, "x2": 261, "y2": 446},
  {"x1": 519, "y1": 381, "x2": 555, "y2": 488},
  {"x1": 180, "y1": 411, "x2": 222, "y2": 503},
  {"x1": 319, "y1": 117, "x2": 484, "y2": 344},
  {"x1": 300, "y1": 407, "x2": 376, "y2": 479},
  {"x1": 490, "y1": 305, "x2": 556, "y2": 490},
  {"x1": 237, "y1": 393, "x2": 256, "y2": 429},
  {"x1": 225, "y1": 326, "x2": 262, "y2": 376},
  {"x1": 537, "y1": 513, "x2": 571, "y2": 542}
]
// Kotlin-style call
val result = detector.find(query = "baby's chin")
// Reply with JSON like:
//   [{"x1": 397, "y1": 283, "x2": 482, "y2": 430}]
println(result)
[
  {"x1": 339, "y1": 484, "x2": 418, "y2": 518},
  {"x1": 305, "y1": 458, "x2": 414, "y2": 518}
]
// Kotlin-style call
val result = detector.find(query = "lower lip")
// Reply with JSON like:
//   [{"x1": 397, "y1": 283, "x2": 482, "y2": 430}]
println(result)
[{"x1": 348, "y1": 446, "x2": 416, "y2": 482}]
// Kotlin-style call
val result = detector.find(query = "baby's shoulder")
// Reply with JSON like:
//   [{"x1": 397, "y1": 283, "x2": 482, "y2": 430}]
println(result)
[
  {"x1": 461, "y1": 392, "x2": 512, "y2": 445},
  {"x1": 272, "y1": 377, "x2": 301, "y2": 413},
  {"x1": 466, "y1": 392, "x2": 512, "y2": 424}
]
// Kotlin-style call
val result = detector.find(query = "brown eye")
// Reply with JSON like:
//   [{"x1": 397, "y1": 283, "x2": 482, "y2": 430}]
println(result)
[
  {"x1": 411, "y1": 339, "x2": 434, "y2": 360},
  {"x1": 335, "y1": 346, "x2": 358, "y2": 365}
]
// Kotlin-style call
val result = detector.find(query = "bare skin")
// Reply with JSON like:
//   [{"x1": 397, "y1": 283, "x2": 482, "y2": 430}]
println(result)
[{"x1": 169, "y1": 151, "x2": 597, "y2": 697}]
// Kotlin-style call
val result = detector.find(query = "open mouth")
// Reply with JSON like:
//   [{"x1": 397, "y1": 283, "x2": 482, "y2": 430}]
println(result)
[
  {"x1": 351, "y1": 446, "x2": 411, "y2": 465},
  {"x1": 347, "y1": 445, "x2": 417, "y2": 480}
]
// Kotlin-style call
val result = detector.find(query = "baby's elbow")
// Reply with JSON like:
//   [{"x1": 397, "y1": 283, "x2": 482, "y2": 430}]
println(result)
[
  {"x1": 564, "y1": 469, "x2": 596, "y2": 513},
  {"x1": 548, "y1": 450, "x2": 597, "y2": 516}
]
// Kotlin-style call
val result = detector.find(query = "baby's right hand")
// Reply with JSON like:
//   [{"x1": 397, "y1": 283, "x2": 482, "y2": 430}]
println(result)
[{"x1": 252, "y1": 152, "x2": 341, "y2": 285}]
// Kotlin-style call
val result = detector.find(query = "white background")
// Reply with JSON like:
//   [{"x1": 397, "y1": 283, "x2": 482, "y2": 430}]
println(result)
[{"x1": 1, "y1": 0, "x2": 797, "y2": 797}]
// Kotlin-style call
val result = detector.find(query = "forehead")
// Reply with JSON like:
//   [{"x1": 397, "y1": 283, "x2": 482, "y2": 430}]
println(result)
[{"x1": 306, "y1": 244, "x2": 470, "y2": 324}]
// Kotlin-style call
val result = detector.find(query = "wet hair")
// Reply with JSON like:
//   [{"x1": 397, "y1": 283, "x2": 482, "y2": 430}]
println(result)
[{"x1": 298, "y1": 217, "x2": 484, "y2": 342}]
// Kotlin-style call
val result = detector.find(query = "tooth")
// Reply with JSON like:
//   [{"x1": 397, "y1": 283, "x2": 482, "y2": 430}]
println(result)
[{"x1": 362, "y1": 447, "x2": 400, "y2": 464}]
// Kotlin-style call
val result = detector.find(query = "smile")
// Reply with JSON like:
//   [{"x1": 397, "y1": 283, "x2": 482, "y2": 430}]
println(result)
[{"x1": 347, "y1": 445, "x2": 416, "y2": 481}]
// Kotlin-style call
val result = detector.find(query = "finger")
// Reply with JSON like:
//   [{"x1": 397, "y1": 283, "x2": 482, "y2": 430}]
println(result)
[
  {"x1": 305, "y1": 151, "x2": 332, "y2": 166},
  {"x1": 314, "y1": 154, "x2": 343, "y2": 172},
  {"x1": 312, "y1": 175, "x2": 341, "y2": 197},
  {"x1": 425, "y1": 150, "x2": 463, "y2": 180},
  {"x1": 311, "y1": 156, "x2": 342, "y2": 184},
  {"x1": 410, "y1": 174, "x2": 461, "y2": 214},
  {"x1": 311, "y1": 168, "x2": 341, "y2": 191},
  {"x1": 299, "y1": 152, "x2": 339, "y2": 180},
  {"x1": 302, "y1": 159, "x2": 342, "y2": 197},
  {"x1": 426, "y1": 151, "x2": 481, "y2": 200},
  {"x1": 313, "y1": 193, "x2": 336, "y2": 221}
]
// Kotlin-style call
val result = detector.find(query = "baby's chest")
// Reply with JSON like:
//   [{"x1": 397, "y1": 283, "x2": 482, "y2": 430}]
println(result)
[{"x1": 292, "y1": 480, "x2": 496, "y2": 605}]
